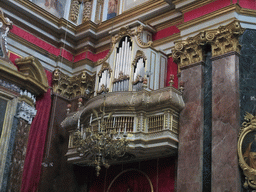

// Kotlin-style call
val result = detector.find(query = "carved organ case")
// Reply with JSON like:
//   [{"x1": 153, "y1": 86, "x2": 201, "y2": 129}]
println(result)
[{"x1": 95, "y1": 25, "x2": 167, "y2": 95}]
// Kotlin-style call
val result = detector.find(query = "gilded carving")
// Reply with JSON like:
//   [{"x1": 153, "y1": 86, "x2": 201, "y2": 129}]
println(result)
[
  {"x1": 113, "y1": 71, "x2": 129, "y2": 83},
  {"x1": 131, "y1": 50, "x2": 147, "y2": 66},
  {"x1": 238, "y1": 112, "x2": 256, "y2": 190},
  {"x1": 52, "y1": 69, "x2": 95, "y2": 99},
  {"x1": 98, "y1": 62, "x2": 112, "y2": 77},
  {"x1": 97, "y1": 84, "x2": 109, "y2": 94},
  {"x1": 69, "y1": 0, "x2": 80, "y2": 23},
  {"x1": 172, "y1": 21, "x2": 245, "y2": 69},
  {"x1": 135, "y1": 26, "x2": 153, "y2": 48},
  {"x1": 82, "y1": 0, "x2": 92, "y2": 22}
]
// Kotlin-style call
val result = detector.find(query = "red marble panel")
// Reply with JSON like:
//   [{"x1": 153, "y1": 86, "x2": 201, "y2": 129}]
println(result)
[
  {"x1": 177, "y1": 64, "x2": 204, "y2": 192},
  {"x1": 211, "y1": 53, "x2": 240, "y2": 192}
]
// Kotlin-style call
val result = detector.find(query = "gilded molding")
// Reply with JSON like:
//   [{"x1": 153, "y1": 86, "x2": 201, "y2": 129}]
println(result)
[
  {"x1": 52, "y1": 69, "x2": 95, "y2": 99},
  {"x1": 131, "y1": 50, "x2": 147, "y2": 66},
  {"x1": 98, "y1": 62, "x2": 112, "y2": 77},
  {"x1": 172, "y1": 20, "x2": 245, "y2": 69},
  {"x1": 238, "y1": 112, "x2": 256, "y2": 190}
]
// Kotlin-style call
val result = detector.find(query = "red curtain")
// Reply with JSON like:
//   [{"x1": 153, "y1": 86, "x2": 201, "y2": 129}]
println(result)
[
  {"x1": 90, "y1": 157, "x2": 176, "y2": 192},
  {"x1": 20, "y1": 70, "x2": 52, "y2": 192}
]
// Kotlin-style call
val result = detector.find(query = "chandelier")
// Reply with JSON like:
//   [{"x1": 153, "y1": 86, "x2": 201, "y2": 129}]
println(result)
[{"x1": 74, "y1": 100, "x2": 129, "y2": 176}]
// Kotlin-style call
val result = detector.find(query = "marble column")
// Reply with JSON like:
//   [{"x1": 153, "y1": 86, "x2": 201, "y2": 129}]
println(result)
[
  {"x1": 177, "y1": 62, "x2": 204, "y2": 192},
  {"x1": 211, "y1": 52, "x2": 240, "y2": 191}
]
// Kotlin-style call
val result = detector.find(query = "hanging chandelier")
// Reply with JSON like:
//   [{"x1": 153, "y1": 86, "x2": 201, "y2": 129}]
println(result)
[{"x1": 74, "y1": 99, "x2": 129, "y2": 176}]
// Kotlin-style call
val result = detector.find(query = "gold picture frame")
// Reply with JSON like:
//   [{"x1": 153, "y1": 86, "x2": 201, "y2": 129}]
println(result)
[{"x1": 238, "y1": 112, "x2": 256, "y2": 189}]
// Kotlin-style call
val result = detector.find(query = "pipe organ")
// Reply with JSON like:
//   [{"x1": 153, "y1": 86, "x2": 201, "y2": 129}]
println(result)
[
  {"x1": 112, "y1": 36, "x2": 132, "y2": 92},
  {"x1": 132, "y1": 58, "x2": 145, "y2": 91}
]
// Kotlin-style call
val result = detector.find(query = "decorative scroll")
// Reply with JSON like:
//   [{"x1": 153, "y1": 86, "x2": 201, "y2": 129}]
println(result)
[
  {"x1": 52, "y1": 69, "x2": 95, "y2": 99},
  {"x1": 135, "y1": 26, "x2": 153, "y2": 48},
  {"x1": 172, "y1": 20, "x2": 245, "y2": 69},
  {"x1": 69, "y1": 0, "x2": 80, "y2": 23},
  {"x1": 238, "y1": 112, "x2": 256, "y2": 190}
]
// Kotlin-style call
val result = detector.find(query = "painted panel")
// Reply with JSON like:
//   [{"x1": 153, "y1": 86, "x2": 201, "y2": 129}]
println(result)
[
  {"x1": 107, "y1": 0, "x2": 118, "y2": 20},
  {"x1": 32, "y1": 0, "x2": 66, "y2": 18}
]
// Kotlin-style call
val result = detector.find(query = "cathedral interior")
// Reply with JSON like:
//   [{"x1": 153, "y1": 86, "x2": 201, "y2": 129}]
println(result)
[{"x1": 0, "y1": 0, "x2": 256, "y2": 191}]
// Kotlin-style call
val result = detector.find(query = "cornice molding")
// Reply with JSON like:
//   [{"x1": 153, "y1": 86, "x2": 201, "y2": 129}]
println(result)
[{"x1": 172, "y1": 20, "x2": 245, "y2": 70}]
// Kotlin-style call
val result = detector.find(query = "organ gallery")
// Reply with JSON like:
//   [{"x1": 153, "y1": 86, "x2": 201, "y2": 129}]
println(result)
[{"x1": 0, "y1": 0, "x2": 256, "y2": 191}]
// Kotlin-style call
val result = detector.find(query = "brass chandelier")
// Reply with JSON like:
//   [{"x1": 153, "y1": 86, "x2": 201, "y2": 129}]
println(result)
[{"x1": 74, "y1": 100, "x2": 129, "y2": 176}]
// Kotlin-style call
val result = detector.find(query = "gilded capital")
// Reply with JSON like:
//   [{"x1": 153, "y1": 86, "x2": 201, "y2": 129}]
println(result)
[
  {"x1": 52, "y1": 69, "x2": 95, "y2": 99},
  {"x1": 172, "y1": 21, "x2": 245, "y2": 70}
]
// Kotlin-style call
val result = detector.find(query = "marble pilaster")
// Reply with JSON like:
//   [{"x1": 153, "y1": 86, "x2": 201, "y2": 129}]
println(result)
[
  {"x1": 211, "y1": 52, "x2": 240, "y2": 192},
  {"x1": 177, "y1": 63, "x2": 204, "y2": 192}
]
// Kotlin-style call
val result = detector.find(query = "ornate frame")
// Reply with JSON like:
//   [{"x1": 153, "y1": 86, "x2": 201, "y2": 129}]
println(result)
[{"x1": 238, "y1": 112, "x2": 256, "y2": 189}]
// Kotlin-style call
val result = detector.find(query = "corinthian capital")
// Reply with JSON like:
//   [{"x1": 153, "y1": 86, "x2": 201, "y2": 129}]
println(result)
[{"x1": 172, "y1": 20, "x2": 245, "y2": 70}]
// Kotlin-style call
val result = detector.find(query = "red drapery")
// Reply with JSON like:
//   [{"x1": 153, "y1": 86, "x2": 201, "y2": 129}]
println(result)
[{"x1": 20, "y1": 70, "x2": 52, "y2": 192}]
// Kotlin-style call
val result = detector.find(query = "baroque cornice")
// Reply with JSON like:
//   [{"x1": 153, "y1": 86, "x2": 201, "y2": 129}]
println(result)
[{"x1": 172, "y1": 20, "x2": 245, "y2": 69}]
